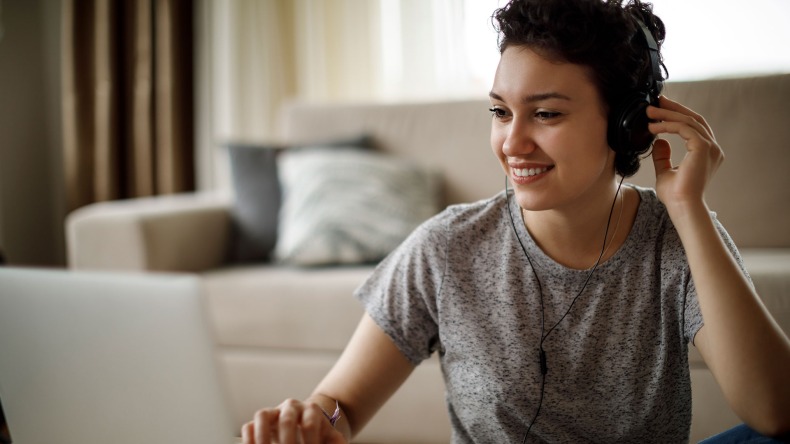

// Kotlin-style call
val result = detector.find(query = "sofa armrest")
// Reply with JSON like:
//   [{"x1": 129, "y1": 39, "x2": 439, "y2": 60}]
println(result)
[{"x1": 66, "y1": 192, "x2": 233, "y2": 272}]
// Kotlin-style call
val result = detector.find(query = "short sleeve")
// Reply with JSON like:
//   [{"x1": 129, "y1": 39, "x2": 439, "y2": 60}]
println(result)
[{"x1": 354, "y1": 212, "x2": 450, "y2": 365}]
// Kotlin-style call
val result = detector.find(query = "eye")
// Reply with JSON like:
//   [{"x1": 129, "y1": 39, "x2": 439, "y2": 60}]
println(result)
[
  {"x1": 489, "y1": 106, "x2": 508, "y2": 119},
  {"x1": 535, "y1": 111, "x2": 561, "y2": 120}
]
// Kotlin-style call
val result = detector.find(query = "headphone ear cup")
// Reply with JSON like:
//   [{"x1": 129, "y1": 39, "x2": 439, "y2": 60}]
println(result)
[{"x1": 607, "y1": 93, "x2": 655, "y2": 155}]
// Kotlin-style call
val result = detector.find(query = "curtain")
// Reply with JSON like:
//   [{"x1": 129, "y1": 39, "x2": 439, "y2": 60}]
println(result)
[
  {"x1": 197, "y1": 0, "x2": 500, "y2": 191},
  {"x1": 62, "y1": 0, "x2": 194, "y2": 212}
]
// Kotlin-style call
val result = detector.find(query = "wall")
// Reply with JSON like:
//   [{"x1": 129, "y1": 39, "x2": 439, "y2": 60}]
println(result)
[{"x1": 0, "y1": 0, "x2": 65, "y2": 265}]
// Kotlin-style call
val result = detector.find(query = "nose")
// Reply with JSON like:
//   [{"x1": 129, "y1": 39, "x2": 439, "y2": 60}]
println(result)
[{"x1": 502, "y1": 117, "x2": 537, "y2": 157}]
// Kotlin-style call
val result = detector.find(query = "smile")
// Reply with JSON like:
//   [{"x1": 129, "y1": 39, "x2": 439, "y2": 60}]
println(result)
[{"x1": 513, "y1": 166, "x2": 553, "y2": 177}]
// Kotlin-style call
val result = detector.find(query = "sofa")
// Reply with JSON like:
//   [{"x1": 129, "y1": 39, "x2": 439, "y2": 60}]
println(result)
[{"x1": 66, "y1": 73, "x2": 790, "y2": 443}]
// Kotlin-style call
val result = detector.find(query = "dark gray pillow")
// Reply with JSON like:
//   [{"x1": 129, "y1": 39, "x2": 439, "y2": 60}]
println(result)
[{"x1": 225, "y1": 135, "x2": 373, "y2": 263}]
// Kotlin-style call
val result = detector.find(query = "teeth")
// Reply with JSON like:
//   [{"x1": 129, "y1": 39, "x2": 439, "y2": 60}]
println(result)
[{"x1": 514, "y1": 166, "x2": 550, "y2": 177}]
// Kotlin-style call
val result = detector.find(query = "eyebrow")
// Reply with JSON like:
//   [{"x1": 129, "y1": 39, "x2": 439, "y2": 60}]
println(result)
[{"x1": 488, "y1": 91, "x2": 572, "y2": 104}]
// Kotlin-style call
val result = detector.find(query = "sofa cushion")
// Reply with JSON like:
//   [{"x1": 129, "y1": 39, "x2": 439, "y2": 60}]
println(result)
[
  {"x1": 225, "y1": 135, "x2": 373, "y2": 263},
  {"x1": 203, "y1": 265, "x2": 374, "y2": 350},
  {"x1": 274, "y1": 148, "x2": 442, "y2": 266},
  {"x1": 741, "y1": 249, "x2": 790, "y2": 335}
]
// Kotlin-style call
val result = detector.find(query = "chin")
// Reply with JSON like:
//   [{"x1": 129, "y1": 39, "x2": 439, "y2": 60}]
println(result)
[{"x1": 511, "y1": 189, "x2": 556, "y2": 213}]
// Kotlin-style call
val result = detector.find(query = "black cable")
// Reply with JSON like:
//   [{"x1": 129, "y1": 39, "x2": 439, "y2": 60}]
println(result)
[{"x1": 507, "y1": 176, "x2": 625, "y2": 443}]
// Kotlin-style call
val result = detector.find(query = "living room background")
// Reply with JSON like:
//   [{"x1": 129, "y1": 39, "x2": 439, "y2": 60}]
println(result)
[
  {"x1": 0, "y1": 0, "x2": 788, "y2": 267},
  {"x1": 195, "y1": 0, "x2": 790, "y2": 192}
]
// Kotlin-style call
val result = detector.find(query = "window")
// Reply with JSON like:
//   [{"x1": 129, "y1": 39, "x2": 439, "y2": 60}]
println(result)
[{"x1": 384, "y1": 0, "x2": 790, "y2": 99}]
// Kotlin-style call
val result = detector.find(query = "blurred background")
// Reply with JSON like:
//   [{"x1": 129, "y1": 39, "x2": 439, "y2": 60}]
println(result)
[{"x1": 0, "y1": 0, "x2": 789, "y2": 268}]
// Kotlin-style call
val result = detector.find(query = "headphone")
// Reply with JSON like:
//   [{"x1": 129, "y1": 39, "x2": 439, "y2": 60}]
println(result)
[{"x1": 607, "y1": 18, "x2": 665, "y2": 156}]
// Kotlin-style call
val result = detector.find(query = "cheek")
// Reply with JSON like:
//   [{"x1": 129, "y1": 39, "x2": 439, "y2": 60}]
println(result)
[
  {"x1": 556, "y1": 119, "x2": 610, "y2": 163},
  {"x1": 490, "y1": 124, "x2": 506, "y2": 159},
  {"x1": 584, "y1": 122, "x2": 615, "y2": 168}
]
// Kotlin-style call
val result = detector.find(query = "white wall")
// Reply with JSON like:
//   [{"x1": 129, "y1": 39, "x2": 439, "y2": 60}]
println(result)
[
  {"x1": 654, "y1": 0, "x2": 790, "y2": 81},
  {"x1": 468, "y1": 0, "x2": 790, "y2": 88}
]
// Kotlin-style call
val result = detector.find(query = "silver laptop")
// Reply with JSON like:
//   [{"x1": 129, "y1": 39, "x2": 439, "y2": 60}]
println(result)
[{"x1": 0, "y1": 267, "x2": 236, "y2": 444}]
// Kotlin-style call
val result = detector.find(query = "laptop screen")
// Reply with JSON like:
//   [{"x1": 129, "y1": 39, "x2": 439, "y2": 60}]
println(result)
[{"x1": 0, "y1": 268, "x2": 235, "y2": 444}]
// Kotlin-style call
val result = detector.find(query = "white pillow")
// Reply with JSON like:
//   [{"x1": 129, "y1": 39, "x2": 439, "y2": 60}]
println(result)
[{"x1": 274, "y1": 148, "x2": 442, "y2": 266}]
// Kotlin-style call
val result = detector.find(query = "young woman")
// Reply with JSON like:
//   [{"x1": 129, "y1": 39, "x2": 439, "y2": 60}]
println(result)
[{"x1": 242, "y1": 0, "x2": 790, "y2": 442}]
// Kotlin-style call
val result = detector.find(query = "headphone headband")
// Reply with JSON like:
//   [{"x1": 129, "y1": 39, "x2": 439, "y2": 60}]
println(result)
[
  {"x1": 633, "y1": 17, "x2": 664, "y2": 102},
  {"x1": 606, "y1": 16, "x2": 666, "y2": 162}
]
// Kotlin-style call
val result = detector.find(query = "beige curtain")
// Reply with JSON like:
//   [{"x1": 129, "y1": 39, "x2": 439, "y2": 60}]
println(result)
[
  {"x1": 197, "y1": 0, "x2": 415, "y2": 191},
  {"x1": 62, "y1": 0, "x2": 194, "y2": 212},
  {"x1": 195, "y1": 0, "x2": 497, "y2": 191},
  {"x1": 204, "y1": 0, "x2": 381, "y2": 145}
]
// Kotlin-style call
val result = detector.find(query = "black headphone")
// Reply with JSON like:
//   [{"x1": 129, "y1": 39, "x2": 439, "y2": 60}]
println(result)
[{"x1": 607, "y1": 18, "x2": 665, "y2": 156}]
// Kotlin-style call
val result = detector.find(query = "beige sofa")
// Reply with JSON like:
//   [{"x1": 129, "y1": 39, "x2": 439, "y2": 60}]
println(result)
[{"x1": 67, "y1": 74, "x2": 790, "y2": 443}]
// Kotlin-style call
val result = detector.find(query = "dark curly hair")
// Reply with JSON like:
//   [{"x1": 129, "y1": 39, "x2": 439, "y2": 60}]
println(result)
[{"x1": 492, "y1": 0, "x2": 667, "y2": 177}]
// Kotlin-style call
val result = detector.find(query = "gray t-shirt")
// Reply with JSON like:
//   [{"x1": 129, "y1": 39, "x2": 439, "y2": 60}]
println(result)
[{"x1": 356, "y1": 186, "x2": 748, "y2": 443}]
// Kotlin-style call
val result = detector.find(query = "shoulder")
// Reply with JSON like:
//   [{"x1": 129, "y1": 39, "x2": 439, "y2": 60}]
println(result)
[
  {"x1": 416, "y1": 191, "x2": 509, "y2": 237},
  {"x1": 630, "y1": 184, "x2": 731, "y2": 242},
  {"x1": 628, "y1": 184, "x2": 742, "y2": 263},
  {"x1": 623, "y1": 185, "x2": 688, "y2": 266},
  {"x1": 633, "y1": 184, "x2": 745, "y2": 263},
  {"x1": 381, "y1": 192, "x2": 510, "y2": 270},
  {"x1": 436, "y1": 192, "x2": 507, "y2": 232},
  {"x1": 631, "y1": 185, "x2": 667, "y2": 219},
  {"x1": 629, "y1": 185, "x2": 675, "y2": 237},
  {"x1": 440, "y1": 191, "x2": 508, "y2": 221}
]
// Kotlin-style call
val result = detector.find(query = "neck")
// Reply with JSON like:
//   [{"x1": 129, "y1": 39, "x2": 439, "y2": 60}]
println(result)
[{"x1": 523, "y1": 179, "x2": 628, "y2": 269}]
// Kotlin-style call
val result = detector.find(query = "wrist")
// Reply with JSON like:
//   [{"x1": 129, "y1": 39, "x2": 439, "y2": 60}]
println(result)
[
  {"x1": 665, "y1": 199, "x2": 723, "y2": 257},
  {"x1": 307, "y1": 394, "x2": 349, "y2": 438},
  {"x1": 320, "y1": 400, "x2": 342, "y2": 427},
  {"x1": 664, "y1": 196, "x2": 708, "y2": 225}
]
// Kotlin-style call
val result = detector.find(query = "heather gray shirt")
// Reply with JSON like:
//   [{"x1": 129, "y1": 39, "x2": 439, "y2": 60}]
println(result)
[{"x1": 356, "y1": 186, "x2": 749, "y2": 443}]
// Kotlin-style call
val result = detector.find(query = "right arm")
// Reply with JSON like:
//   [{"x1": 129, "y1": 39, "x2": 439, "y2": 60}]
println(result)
[{"x1": 242, "y1": 313, "x2": 416, "y2": 444}]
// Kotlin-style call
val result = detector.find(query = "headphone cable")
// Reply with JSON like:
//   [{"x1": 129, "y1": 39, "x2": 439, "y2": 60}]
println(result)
[{"x1": 506, "y1": 176, "x2": 626, "y2": 443}]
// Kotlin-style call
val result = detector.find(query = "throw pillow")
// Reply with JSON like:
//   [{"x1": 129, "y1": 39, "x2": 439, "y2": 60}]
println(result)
[
  {"x1": 225, "y1": 135, "x2": 373, "y2": 263},
  {"x1": 274, "y1": 148, "x2": 442, "y2": 266}
]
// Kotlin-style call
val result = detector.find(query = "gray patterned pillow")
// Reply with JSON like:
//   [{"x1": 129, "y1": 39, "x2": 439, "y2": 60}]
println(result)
[
  {"x1": 274, "y1": 148, "x2": 442, "y2": 266},
  {"x1": 225, "y1": 135, "x2": 373, "y2": 263}
]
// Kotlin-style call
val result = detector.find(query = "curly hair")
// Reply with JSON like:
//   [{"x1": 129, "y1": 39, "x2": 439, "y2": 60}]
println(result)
[{"x1": 492, "y1": 0, "x2": 667, "y2": 177}]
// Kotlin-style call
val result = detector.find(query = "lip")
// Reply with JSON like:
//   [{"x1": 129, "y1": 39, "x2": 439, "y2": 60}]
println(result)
[{"x1": 509, "y1": 163, "x2": 554, "y2": 185}]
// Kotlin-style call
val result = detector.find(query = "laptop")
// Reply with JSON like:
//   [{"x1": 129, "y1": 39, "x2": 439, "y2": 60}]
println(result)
[{"x1": 0, "y1": 267, "x2": 237, "y2": 444}]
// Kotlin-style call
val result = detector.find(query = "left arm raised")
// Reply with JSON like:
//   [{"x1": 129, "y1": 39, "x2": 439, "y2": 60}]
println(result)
[{"x1": 648, "y1": 96, "x2": 790, "y2": 436}]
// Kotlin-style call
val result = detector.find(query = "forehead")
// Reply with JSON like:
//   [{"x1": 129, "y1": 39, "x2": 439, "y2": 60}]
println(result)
[{"x1": 492, "y1": 46, "x2": 598, "y2": 101}]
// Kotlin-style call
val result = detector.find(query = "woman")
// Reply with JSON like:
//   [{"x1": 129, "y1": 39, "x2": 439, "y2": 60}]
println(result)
[{"x1": 243, "y1": 0, "x2": 790, "y2": 442}]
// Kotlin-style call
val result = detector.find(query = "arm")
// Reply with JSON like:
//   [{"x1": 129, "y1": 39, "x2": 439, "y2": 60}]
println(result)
[
  {"x1": 242, "y1": 313, "x2": 416, "y2": 443},
  {"x1": 648, "y1": 97, "x2": 790, "y2": 436}
]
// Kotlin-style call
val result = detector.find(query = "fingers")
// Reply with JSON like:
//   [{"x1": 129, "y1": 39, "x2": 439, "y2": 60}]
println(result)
[
  {"x1": 250, "y1": 407, "x2": 280, "y2": 444},
  {"x1": 647, "y1": 96, "x2": 722, "y2": 165},
  {"x1": 649, "y1": 95, "x2": 715, "y2": 139},
  {"x1": 300, "y1": 403, "x2": 328, "y2": 443},
  {"x1": 646, "y1": 96, "x2": 725, "y2": 208},
  {"x1": 277, "y1": 399, "x2": 302, "y2": 444},
  {"x1": 241, "y1": 420, "x2": 254, "y2": 444},
  {"x1": 651, "y1": 138, "x2": 673, "y2": 177},
  {"x1": 243, "y1": 399, "x2": 340, "y2": 444},
  {"x1": 647, "y1": 105, "x2": 711, "y2": 144},
  {"x1": 648, "y1": 119, "x2": 707, "y2": 144}
]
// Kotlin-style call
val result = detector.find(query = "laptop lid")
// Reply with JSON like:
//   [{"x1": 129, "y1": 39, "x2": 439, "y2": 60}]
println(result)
[{"x1": 0, "y1": 267, "x2": 236, "y2": 444}]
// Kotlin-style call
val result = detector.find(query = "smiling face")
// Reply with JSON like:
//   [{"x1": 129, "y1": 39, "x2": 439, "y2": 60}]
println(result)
[{"x1": 490, "y1": 46, "x2": 616, "y2": 213}]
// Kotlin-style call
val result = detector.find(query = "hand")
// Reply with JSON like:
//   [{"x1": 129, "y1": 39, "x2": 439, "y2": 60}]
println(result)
[
  {"x1": 241, "y1": 398, "x2": 348, "y2": 444},
  {"x1": 647, "y1": 95, "x2": 724, "y2": 213}
]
